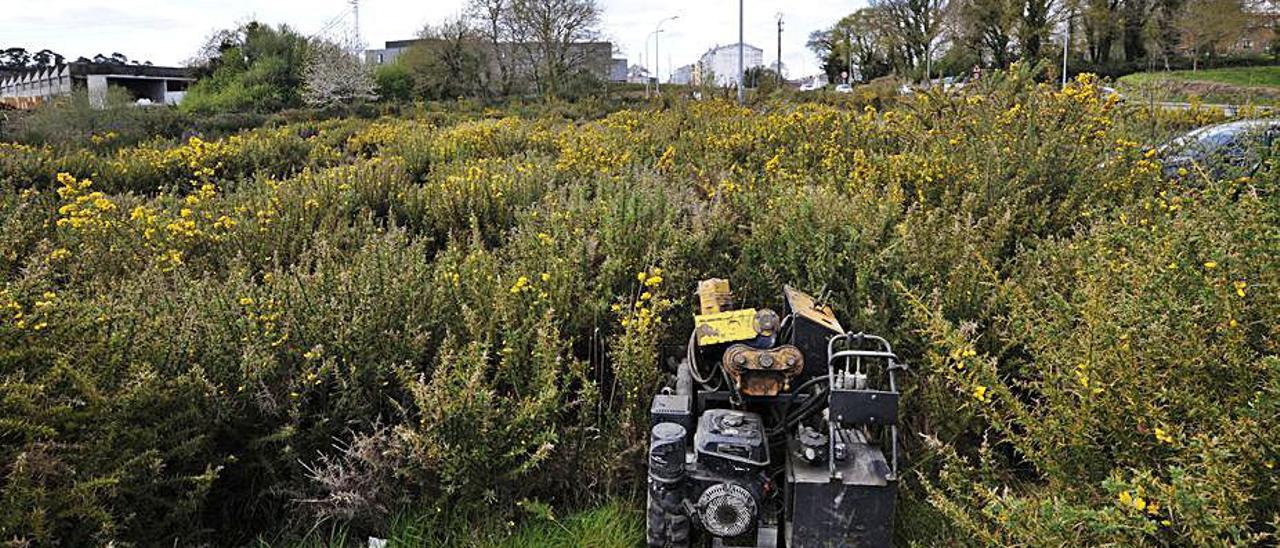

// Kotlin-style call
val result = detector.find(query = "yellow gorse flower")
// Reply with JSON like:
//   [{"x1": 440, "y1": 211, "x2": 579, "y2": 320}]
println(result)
[{"x1": 972, "y1": 385, "x2": 989, "y2": 402}]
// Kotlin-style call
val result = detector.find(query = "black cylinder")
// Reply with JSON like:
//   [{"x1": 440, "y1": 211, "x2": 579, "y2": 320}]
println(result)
[{"x1": 649, "y1": 422, "x2": 687, "y2": 483}]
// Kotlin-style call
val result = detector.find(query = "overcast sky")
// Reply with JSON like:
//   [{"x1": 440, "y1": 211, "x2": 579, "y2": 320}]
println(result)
[{"x1": 2, "y1": 0, "x2": 860, "y2": 79}]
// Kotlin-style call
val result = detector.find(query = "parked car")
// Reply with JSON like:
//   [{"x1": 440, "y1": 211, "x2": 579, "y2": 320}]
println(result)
[
  {"x1": 1159, "y1": 119, "x2": 1280, "y2": 179},
  {"x1": 925, "y1": 76, "x2": 966, "y2": 92},
  {"x1": 799, "y1": 80, "x2": 822, "y2": 92},
  {"x1": 834, "y1": 83, "x2": 853, "y2": 94}
]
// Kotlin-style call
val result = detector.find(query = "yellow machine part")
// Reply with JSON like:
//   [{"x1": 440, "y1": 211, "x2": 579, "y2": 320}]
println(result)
[
  {"x1": 783, "y1": 285, "x2": 843, "y2": 333},
  {"x1": 694, "y1": 308, "x2": 759, "y2": 346},
  {"x1": 696, "y1": 278, "x2": 734, "y2": 315}
]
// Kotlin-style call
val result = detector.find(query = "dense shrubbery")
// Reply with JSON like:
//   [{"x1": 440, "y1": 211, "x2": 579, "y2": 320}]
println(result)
[
  {"x1": 0, "y1": 72, "x2": 1275, "y2": 545},
  {"x1": 182, "y1": 23, "x2": 311, "y2": 114}
]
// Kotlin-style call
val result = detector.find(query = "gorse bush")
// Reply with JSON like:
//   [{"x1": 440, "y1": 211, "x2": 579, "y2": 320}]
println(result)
[{"x1": 0, "y1": 71, "x2": 1276, "y2": 545}]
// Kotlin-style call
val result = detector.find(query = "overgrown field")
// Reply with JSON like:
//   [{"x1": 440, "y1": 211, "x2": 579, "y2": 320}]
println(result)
[{"x1": 1, "y1": 72, "x2": 1276, "y2": 546}]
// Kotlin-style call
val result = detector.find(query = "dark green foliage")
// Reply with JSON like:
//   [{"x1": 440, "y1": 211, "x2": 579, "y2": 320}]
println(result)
[
  {"x1": 373, "y1": 63, "x2": 415, "y2": 103},
  {"x1": 182, "y1": 23, "x2": 311, "y2": 114}
]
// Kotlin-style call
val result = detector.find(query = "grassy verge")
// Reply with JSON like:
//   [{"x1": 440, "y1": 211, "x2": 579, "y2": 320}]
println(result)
[{"x1": 1117, "y1": 66, "x2": 1280, "y2": 106}]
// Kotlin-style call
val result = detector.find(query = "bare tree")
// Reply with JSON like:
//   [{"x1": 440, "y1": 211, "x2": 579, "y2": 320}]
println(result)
[
  {"x1": 1177, "y1": 0, "x2": 1250, "y2": 69},
  {"x1": 869, "y1": 0, "x2": 949, "y2": 76},
  {"x1": 302, "y1": 39, "x2": 378, "y2": 107},
  {"x1": 505, "y1": 0, "x2": 603, "y2": 96},
  {"x1": 468, "y1": 0, "x2": 515, "y2": 95}
]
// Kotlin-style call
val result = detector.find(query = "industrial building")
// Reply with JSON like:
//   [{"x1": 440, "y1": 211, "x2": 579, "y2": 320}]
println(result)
[{"x1": 0, "y1": 62, "x2": 193, "y2": 109}]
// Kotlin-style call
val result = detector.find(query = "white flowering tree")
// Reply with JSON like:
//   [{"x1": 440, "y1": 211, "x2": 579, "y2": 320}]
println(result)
[{"x1": 302, "y1": 39, "x2": 378, "y2": 107}]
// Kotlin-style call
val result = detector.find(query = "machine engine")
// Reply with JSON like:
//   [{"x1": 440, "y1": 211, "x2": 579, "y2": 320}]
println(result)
[{"x1": 647, "y1": 280, "x2": 906, "y2": 548}]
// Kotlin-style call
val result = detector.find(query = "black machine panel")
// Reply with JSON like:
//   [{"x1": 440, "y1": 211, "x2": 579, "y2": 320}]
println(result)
[
  {"x1": 783, "y1": 286, "x2": 844, "y2": 380},
  {"x1": 786, "y1": 437, "x2": 896, "y2": 547}
]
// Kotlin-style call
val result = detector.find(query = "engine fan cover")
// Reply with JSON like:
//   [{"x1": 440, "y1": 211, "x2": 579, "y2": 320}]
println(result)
[{"x1": 697, "y1": 483, "x2": 757, "y2": 538}]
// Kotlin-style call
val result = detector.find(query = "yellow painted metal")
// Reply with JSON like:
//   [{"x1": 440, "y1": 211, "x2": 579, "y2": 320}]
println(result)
[
  {"x1": 783, "y1": 285, "x2": 844, "y2": 333},
  {"x1": 696, "y1": 278, "x2": 734, "y2": 315},
  {"x1": 694, "y1": 308, "x2": 759, "y2": 346}
]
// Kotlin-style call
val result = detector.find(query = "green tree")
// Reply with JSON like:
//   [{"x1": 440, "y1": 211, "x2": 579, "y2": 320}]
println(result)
[
  {"x1": 869, "y1": 0, "x2": 950, "y2": 77},
  {"x1": 181, "y1": 22, "x2": 310, "y2": 113},
  {"x1": 400, "y1": 17, "x2": 488, "y2": 100},
  {"x1": 373, "y1": 62, "x2": 414, "y2": 103}
]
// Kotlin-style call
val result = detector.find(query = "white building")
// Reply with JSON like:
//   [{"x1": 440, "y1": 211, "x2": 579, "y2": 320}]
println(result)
[
  {"x1": 698, "y1": 43, "x2": 764, "y2": 87},
  {"x1": 670, "y1": 64, "x2": 694, "y2": 85}
]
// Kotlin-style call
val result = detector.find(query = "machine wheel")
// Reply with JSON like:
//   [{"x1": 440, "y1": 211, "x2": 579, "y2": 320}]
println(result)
[{"x1": 646, "y1": 489, "x2": 690, "y2": 548}]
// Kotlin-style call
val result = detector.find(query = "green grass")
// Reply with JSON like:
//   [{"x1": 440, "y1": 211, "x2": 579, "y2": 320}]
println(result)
[
  {"x1": 262, "y1": 499, "x2": 643, "y2": 548},
  {"x1": 493, "y1": 500, "x2": 643, "y2": 548},
  {"x1": 1118, "y1": 65, "x2": 1280, "y2": 88},
  {"x1": 1116, "y1": 66, "x2": 1280, "y2": 106}
]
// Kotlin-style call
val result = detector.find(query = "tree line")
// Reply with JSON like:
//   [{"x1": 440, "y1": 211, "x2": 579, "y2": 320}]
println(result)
[
  {"x1": 808, "y1": 0, "x2": 1279, "y2": 83},
  {"x1": 0, "y1": 48, "x2": 161, "y2": 72}
]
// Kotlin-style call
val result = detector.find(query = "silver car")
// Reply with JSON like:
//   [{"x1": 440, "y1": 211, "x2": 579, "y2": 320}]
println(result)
[{"x1": 1160, "y1": 119, "x2": 1280, "y2": 178}]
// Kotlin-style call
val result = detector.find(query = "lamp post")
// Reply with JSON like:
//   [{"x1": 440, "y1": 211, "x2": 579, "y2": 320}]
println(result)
[
  {"x1": 654, "y1": 15, "x2": 679, "y2": 94},
  {"x1": 1062, "y1": 20, "x2": 1070, "y2": 88},
  {"x1": 737, "y1": 0, "x2": 744, "y2": 104},
  {"x1": 645, "y1": 30, "x2": 661, "y2": 96}
]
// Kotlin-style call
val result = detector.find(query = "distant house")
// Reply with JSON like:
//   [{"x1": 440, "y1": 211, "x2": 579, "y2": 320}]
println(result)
[
  {"x1": 363, "y1": 39, "x2": 615, "y2": 82},
  {"x1": 1234, "y1": 2, "x2": 1279, "y2": 54},
  {"x1": 0, "y1": 62, "x2": 193, "y2": 109},
  {"x1": 626, "y1": 64, "x2": 651, "y2": 84},
  {"x1": 698, "y1": 43, "x2": 764, "y2": 87},
  {"x1": 670, "y1": 64, "x2": 694, "y2": 85}
]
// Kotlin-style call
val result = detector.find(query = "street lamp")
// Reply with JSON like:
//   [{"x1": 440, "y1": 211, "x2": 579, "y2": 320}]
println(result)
[
  {"x1": 654, "y1": 15, "x2": 679, "y2": 94},
  {"x1": 737, "y1": 0, "x2": 744, "y2": 104},
  {"x1": 1062, "y1": 19, "x2": 1071, "y2": 89},
  {"x1": 645, "y1": 30, "x2": 661, "y2": 96}
]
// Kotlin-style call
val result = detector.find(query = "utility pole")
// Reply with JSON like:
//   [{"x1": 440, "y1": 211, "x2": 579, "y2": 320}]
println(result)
[
  {"x1": 738, "y1": 0, "x2": 745, "y2": 104},
  {"x1": 350, "y1": 0, "x2": 361, "y2": 52},
  {"x1": 776, "y1": 13, "x2": 783, "y2": 81}
]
